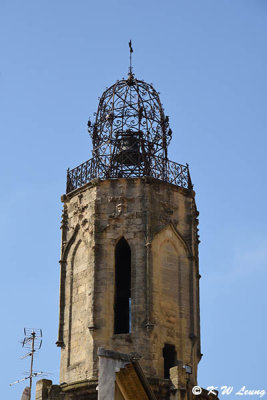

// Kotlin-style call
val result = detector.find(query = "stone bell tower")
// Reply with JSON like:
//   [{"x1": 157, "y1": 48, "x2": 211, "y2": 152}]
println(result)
[{"x1": 54, "y1": 69, "x2": 202, "y2": 400}]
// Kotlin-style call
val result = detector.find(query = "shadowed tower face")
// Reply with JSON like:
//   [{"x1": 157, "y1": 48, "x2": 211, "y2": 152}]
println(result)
[{"x1": 57, "y1": 69, "x2": 201, "y2": 399}]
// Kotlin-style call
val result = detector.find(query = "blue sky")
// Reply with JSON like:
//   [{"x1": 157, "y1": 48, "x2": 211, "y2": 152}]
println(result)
[{"x1": 1, "y1": 1, "x2": 267, "y2": 399}]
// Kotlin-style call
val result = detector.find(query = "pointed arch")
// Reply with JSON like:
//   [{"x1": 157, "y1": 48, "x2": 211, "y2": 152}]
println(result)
[
  {"x1": 62, "y1": 224, "x2": 80, "y2": 262},
  {"x1": 154, "y1": 223, "x2": 192, "y2": 257},
  {"x1": 151, "y1": 223, "x2": 192, "y2": 379},
  {"x1": 114, "y1": 237, "x2": 131, "y2": 334},
  {"x1": 57, "y1": 224, "x2": 80, "y2": 347},
  {"x1": 68, "y1": 239, "x2": 82, "y2": 366}
]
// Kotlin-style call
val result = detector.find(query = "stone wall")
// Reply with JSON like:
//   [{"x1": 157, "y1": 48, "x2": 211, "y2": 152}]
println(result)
[{"x1": 57, "y1": 177, "x2": 200, "y2": 390}]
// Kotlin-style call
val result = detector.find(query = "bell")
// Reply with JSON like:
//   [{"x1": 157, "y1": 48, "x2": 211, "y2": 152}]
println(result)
[{"x1": 115, "y1": 131, "x2": 140, "y2": 166}]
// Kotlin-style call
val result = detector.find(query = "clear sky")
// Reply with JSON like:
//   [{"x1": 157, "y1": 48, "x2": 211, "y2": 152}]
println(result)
[{"x1": 1, "y1": 1, "x2": 267, "y2": 399}]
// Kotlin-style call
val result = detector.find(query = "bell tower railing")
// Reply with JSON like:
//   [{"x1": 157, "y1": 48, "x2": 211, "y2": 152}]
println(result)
[{"x1": 66, "y1": 155, "x2": 193, "y2": 193}]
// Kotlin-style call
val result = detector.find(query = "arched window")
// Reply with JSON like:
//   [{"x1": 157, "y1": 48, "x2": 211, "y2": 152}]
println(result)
[
  {"x1": 163, "y1": 344, "x2": 177, "y2": 379},
  {"x1": 114, "y1": 237, "x2": 131, "y2": 334}
]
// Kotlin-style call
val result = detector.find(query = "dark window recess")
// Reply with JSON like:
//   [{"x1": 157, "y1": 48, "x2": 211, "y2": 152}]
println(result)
[
  {"x1": 114, "y1": 237, "x2": 131, "y2": 334},
  {"x1": 163, "y1": 344, "x2": 177, "y2": 379}
]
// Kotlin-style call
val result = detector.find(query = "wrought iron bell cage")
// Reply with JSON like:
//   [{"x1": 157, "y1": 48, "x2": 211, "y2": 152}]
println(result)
[
  {"x1": 89, "y1": 72, "x2": 172, "y2": 178},
  {"x1": 66, "y1": 73, "x2": 192, "y2": 193}
]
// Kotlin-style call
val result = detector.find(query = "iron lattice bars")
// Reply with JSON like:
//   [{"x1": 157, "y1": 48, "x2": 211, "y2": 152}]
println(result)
[
  {"x1": 66, "y1": 73, "x2": 193, "y2": 194},
  {"x1": 66, "y1": 156, "x2": 193, "y2": 193}
]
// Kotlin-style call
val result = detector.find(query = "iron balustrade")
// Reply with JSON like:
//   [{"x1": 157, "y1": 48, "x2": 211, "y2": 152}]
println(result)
[{"x1": 66, "y1": 156, "x2": 192, "y2": 193}]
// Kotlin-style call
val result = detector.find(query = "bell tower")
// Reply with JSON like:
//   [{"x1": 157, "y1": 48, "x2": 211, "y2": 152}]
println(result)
[{"x1": 56, "y1": 68, "x2": 201, "y2": 399}]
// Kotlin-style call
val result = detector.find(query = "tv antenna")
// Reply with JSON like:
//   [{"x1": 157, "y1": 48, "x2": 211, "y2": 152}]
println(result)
[{"x1": 10, "y1": 328, "x2": 44, "y2": 400}]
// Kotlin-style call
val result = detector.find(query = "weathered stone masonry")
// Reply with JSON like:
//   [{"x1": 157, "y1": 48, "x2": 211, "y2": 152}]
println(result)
[{"x1": 56, "y1": 176, "x2": 200, "y2": 398}]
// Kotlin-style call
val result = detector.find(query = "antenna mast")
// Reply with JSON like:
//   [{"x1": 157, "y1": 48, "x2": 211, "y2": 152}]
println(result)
[{"x1": 10, "y1": 328, "x2": 43, "y2": 400}]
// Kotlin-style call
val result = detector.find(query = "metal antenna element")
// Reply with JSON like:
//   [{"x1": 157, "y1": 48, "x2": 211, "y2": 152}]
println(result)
[
  {"x1": 129, "y1": 40, "x2": 133, "y2": 74},
  {"x1": 10, "y1": 328, "x2": 44, "y2": 400}
]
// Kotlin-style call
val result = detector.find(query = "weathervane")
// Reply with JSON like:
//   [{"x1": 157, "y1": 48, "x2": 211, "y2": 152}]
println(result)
[{"x1": 129, "y1": 40, "x2": 133, "y2": 74}]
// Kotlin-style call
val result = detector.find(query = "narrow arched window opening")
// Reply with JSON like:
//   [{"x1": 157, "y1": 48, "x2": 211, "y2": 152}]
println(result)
[
  {"x1": 163, "y1": 344, "x2": 177, "y2": 379},
  {"x1": 114, "y1": 237, "x2": 131, "y2": 334}
]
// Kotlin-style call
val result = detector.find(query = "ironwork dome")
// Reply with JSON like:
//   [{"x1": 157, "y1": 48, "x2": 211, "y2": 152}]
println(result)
[
  {"x1": 89, "y1": 72, "x2": 172, "y2": 176},
  {"x1": 66, "y1": 72, "x2": 192, "y2": 193}
]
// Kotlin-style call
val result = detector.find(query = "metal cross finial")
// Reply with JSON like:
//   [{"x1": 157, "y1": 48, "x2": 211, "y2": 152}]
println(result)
[{"x1": 129, "y1": 40, "x2": 133, "y2": 74}]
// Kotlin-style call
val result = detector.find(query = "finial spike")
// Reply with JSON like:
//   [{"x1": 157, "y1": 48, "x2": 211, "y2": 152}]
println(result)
[{"x1": 128, "y1": 40, "x2": 133, "y2": 74}]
